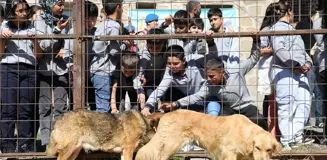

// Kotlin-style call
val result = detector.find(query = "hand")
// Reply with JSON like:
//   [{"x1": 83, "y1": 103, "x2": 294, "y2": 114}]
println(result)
[
  {"x1": 250, "y1": 29, "x2": 259, "y2": 41},
  {"x1": 1, "y1": 29, "x2": 13, "y2": 38},
  {"x1": 111, "y1": 107, "x2": 119, "y2": 113},
  {"x1": 260, "y1": 47, "x2": 272, "y2": 57},
  {"x1": 57, "y1": 17, "x2": 71, "y2": 30},
  {"x1": 206, "y1": 30, "x2": 214, "y2": 36},
  {"x1": 27, "y1": 31, "x2": 36, "y2": 37},
  {"x1": 160, "y1": 102, "x2": 176, "y2": 111},
  {"x1": 138, "y1": 93, "x2": 146, "y2": 105},
  {"x1": 302, "y1": 62, "x2": 311, "y2": 73},
  {"x1": 55, "y1": 49, "x2": 64, "y2": 59},
  {"x1": 140, "y1": 75, "x2": 147, "y2": 86},
  {"x1": 164, "y1": 14, "x2": 173, "y2": 26},
  {"x1": 141, "y1": 107, "x2": 151, "y2": 116},
  {"x1": 293, "y1": 67, "x2": 303, "y2": 74}
]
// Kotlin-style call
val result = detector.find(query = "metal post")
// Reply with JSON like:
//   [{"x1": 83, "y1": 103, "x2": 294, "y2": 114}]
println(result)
[{"x1": 73, "y1": 0, "x2": 85, "y2": 110}]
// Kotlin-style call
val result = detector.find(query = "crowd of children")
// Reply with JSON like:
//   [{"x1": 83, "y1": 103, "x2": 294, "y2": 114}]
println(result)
[{"x1": 0, "y1": 0, "x2": 326, "y2": 154}]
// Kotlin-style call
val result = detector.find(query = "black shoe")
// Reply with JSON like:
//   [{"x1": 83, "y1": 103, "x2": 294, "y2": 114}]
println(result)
[{"x1": 18, "y1": 143, "x2": 35, "y2": 153}]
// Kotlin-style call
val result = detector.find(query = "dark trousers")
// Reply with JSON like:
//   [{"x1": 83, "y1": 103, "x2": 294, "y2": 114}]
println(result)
[
  {"x1": 1, "y1": 64, "x2": 37, "y2": 153},
  {"x1": 320, "y1": 70, "x2": 327, "y2": 138},
  {"x1": 222, "y1": 104, "x2": 268, "y2": 131}
]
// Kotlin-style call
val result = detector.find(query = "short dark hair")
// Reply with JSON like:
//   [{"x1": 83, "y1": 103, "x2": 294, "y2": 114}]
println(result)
[
  {"x1": 190, "y1": 18, "x2": 204, "y2": 30},
  {"x1": 86, "y1": 0, "x2": 98, "y2": 17},
  {"x1": 146, "y1": 28, "x2": 166, "y2": 44},
  {"x1": 166, "y1": 45, "x2": 185, "y2": 62},
  {"x1": 173, "y1": 10, "x2": 190, "y2": 26},
  {"x1": 102, "y1": 0, "x2": 122, "y2": 16},
  {"x1": 205, "y1": 58, "x2": 224, "y2": 70},
  {"x1": 121, "y1": 52, "x2": 140, "y2": 70},
  {"x1": 207, "y1": 8, "x2": 223, "y2": 19}
]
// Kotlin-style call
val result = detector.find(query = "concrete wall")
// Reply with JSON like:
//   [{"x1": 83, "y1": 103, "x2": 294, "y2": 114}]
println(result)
[{"x1": 25, "y1": 0, "x2": 276, "y2": 111}]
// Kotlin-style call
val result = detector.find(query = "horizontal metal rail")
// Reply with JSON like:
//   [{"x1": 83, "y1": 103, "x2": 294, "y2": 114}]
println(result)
[
  {"x1": 0, "y1": 29, "x2": 326, "y2": 40},
  {"x1": 1, "y1": 150, "x2": 327, "y2": 159}
]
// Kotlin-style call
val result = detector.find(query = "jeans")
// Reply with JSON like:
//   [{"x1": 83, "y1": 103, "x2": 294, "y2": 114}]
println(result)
[
  {"x1": 271, "y1": 67, "x2": 311, "y2": 145},
  {"x1": 90, "y1": 74, "x2": 111, "y2": 112},
  {"x1": 39, "y1": 74, "x2": 71, "y2": 146},
  {"x1": 1, "y1": 64, "x2": 37, "y2": 153}
]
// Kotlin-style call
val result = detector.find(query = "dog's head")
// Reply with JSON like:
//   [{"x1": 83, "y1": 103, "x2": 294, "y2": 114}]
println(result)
[
  {"x1": 144, "y1": 112, "x2": 164, "y2": 131},
  {"x1": 252, "y1": 132, "x2": 282, "y2": 160}
]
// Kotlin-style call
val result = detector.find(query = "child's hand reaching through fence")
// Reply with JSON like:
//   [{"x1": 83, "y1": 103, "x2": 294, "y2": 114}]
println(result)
[
  {"x1": 163, "y1": 14, "x2": 173, "y2": 26},
  {"x1": 160, "y1": 102, "x2": 177, "y2": 111},
  {"x1": 1, "y1": 29, "x2": 13, "y2": 38},
  {"x1": 57, "y1": 17, "x2": 71, "y2": 31}
]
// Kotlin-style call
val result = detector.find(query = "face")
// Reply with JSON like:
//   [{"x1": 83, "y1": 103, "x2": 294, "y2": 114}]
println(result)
[
  {"x1": 14, "y1": 3, "x2": 28, "y2": 21},
  {"x1": 174, "y1": 24, "x2": 188, "y2": 34},
  {"x1": 147, "y1": 20, "x2": 159, "y2": 29},
  {"x1": 189, "y1": 25, "x2": 202, "y2": 34},
  {"x1": 121, "y1": 65, "x2": 136, "y2": 78},
  {"x1": 147, "y1": 43, "x2": 164, "y2": 56},
  {"x1": 100, "y1": 12, "x2": 106, "y2": 22},
  {"x1": 209, "y1": 15, "x2": 223, "y2": 30},
  {"x1": 206, "y1": 69, "x2": 224, "y2": 85},
  {"x1": 85, "y1": 16, "x2": 97, "y2": 30},
  {"x1": 167, "y1": 56, "x2": 185, "y2": 73},
  {"x1": 252, "y1": 133, "x2": 282, "y2": 160},
  {"x1": 287, "y1": 10, "x2": 294, "y2": 23},
  {"x1": 52, "y1": 0, "x2": 65, "y2": 17}
]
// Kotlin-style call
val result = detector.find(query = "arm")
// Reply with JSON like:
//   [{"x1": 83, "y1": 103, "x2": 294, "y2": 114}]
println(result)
[
  {"x1": 176, "y1": 82, "x2": 210, "y2": 107},
  {"x1": 238, "y1": 43, "x2": 261, "y2": 76},
  {"x1": 312, "y1": 17, "x2": 324, "y2": 49},
  {"x1": 271, "y1": 35, "x2": 301, "y2": 67},
  {"x1": 145, "y1": 68, "x2": 173, "y2": 110},
  {"x1": 34, "y1": 16, "x2": 60, "y2": 53},
  {"x1": 111, "y1": 80, "x2": 118, "y2": 112},
  {"x1": 62, "y1": 29, "x2": 74, "y2": 68}
]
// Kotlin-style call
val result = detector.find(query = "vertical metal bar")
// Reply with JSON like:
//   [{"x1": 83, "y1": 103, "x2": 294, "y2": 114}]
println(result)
[{"x1": 73, "y1": 0, "x2": 85, "y2": 110}]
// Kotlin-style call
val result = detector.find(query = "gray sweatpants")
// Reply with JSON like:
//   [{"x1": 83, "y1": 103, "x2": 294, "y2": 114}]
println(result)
[{"x1": 38, "y1": 74, "x2": 72, "y2": 146}]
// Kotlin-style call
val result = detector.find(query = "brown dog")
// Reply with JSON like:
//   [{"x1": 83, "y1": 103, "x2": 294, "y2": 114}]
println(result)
[
  {"x1": 135, "y1": 110, "x2": 282, "y2": 160},
  {"x1": 46, "y1": 109, "x2": 163, "y2": 160}
]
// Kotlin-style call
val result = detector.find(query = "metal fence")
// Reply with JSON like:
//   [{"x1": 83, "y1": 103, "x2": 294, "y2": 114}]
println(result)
[{"x1": 0, "y1": 0, "x2": 327, "y2": 159}]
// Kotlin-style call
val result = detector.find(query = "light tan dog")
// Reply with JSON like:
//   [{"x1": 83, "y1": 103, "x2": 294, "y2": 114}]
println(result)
[
  {"x1": 46, "y1": 109, "x2": 163, "y2": 160},
  {"x1": 135, "y1": 110, "x2": 282, "y2": 160}
]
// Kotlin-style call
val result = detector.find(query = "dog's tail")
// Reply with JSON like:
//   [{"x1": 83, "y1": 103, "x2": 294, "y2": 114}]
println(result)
[{"x1": 46, "y1": 135, "x2": 57, "y2": 156}]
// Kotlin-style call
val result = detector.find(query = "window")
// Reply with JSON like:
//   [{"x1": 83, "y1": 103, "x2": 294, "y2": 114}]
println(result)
[{"x1": 136, "y1": 2, "x2": 156, "y2": 9}]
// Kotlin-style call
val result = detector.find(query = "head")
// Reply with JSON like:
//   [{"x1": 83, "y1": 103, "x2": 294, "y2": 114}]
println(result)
[
  {"x1": 28, "y1": 5, "x2": 43, "y2": 23},
  {"x1": 143, "y1": 112, "x2": 164, "y2": 140},
  {"x1": 186, "y1": 0, "x2": 201, "y2": 18},
  {"x1": 252, "y1": 132, "x2": 282, "y2": 160},
  {"x1": 7, "y1": 0, "x2": 30, "y2": 26},
  {"x1": 146, "y1": 28, "x2": 166, "y2": 55},
  {"x1": 207, "y1": 8, "x2": 223, "y2": 31},
  {"x1": 102, "y1": 0, "x2": 123, "y2": 20},
  {"x1": 260, "y1": 2, "x2": 280, "y2": 30},
  {"x1": 145, "y1": 13, "x2": 159, "y2": 29},
  {"x1": 85, "y1": 1, "x2": 98, "y2": 31},
  {"x1": 166, "y1": 45, "x2": 186, "y2": 74},
  {"x1": 120, "y1": 52, "x2": 140, "y2": 78},
  {"x1": 124, "y1": 25, "x2": 135, "y2": 34},
  {"x1": 0, "y1": 5, "x2": 4, "y2": 24},
  {"x1": 100, "y1": 8, "x2": 107, "y2": 22},
  {"x1": 273, "y1": 0, "x2": 294, "y2": 23},
  {"x1": 39, "y1": 0, "x2": 65, "y2": 17},
  {"x1": 205, "y1": 59, "x2": 225, "y2": 85},
  {"x1": 189, "y1": 17, "x2": 204, "y2": 33},
  {"x1": 173, "y1": 10, "x2": 190, "y2": 34}
]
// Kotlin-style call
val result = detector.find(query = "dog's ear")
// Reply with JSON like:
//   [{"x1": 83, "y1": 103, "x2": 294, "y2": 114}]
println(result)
[
  {"x1": 146, "y1": 112, "x2": 164, "y2": 131},
  {"x1": 272, "y1": 141, "x2": 282, "y2": 156}
]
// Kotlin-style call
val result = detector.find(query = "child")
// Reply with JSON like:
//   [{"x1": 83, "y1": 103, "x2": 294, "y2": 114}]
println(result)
[
  {"x1": 0, "y1": 0, "x2": 39, "y2": 153},
  {"x1": 156, "y1": 43, "x2": 272, "y2": 130},
  {"x1": 111, "y1": 53, "x2": 140, "y2": 113},
  {"x1": 92, "y1": 0, "x2": 143, "y2": 113},
  {"x1": 189, "y1": 17, "x2": 207, "y2": 55},
  {"x1": 141, "y1": 45, "x2": 220, "y2": 117},
  {"x1": 206, "y1": 8, "x2": 239, "y2": 67},
  {"x1": 138, "y1": 28, "x2": 168, "y2": 97},
  {"x1": 36, "y1": 0, "x2": 71, "y2": 148},
  {"x1": 63, "y1": 0, "x2": 98, "y2": 110},
  {"x1": 28, "y1": 5, "x2": 43, "y2": 24},
  {"x1": 162, "y1": 10, "x2": 198, "y2": 58},
  {"x1": 269, "y1": 1, "x2": 313, "y2": 149}
]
